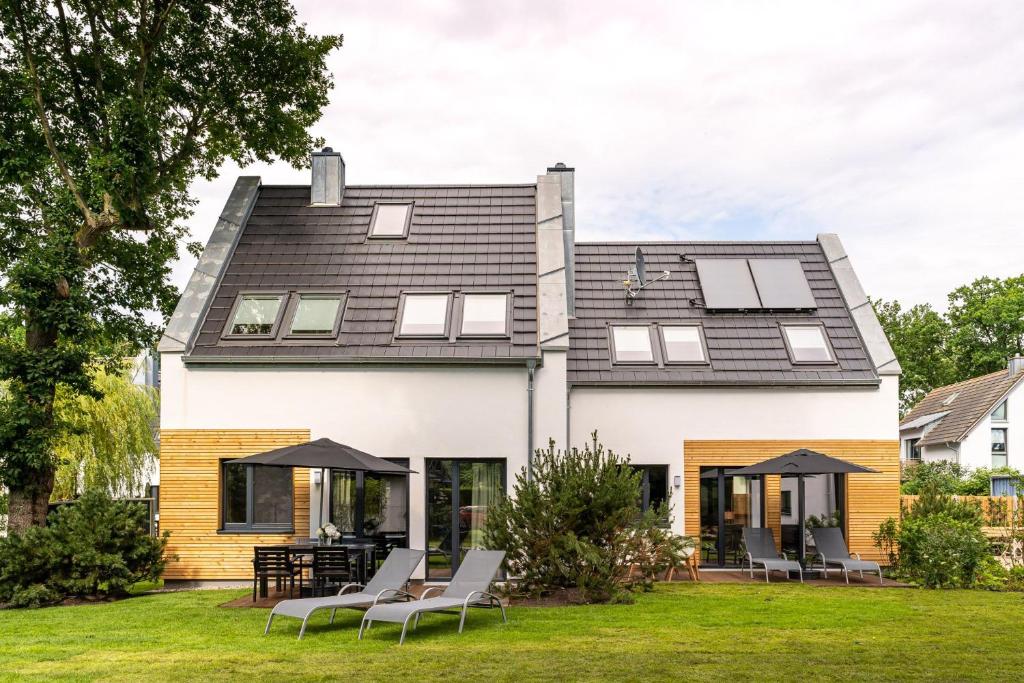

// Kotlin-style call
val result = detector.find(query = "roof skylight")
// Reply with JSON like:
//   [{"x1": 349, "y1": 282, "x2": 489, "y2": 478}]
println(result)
[
  {"x1": 398, "y1": 293, "x2": 449, "y2": 336},
  {"x1": 611, "y1": 326, "x2": 654, "y2": 363},
  {"x1": 783, "y1": 325, "x2": 834, "y2": 363},
  {"x1": 369, "y1": 203, "x2": 412, "y2": 238}
]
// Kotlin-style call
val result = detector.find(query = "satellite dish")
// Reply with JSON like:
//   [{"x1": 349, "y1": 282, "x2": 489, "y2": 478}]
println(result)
[{"x1": 623, "y1": 246, "x2": 670, "y2": 306}]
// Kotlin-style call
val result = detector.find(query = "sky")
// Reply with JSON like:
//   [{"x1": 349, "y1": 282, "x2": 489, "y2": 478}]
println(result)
[{"x1": 180, "y1": 0, "x2": 1024, "y2": 310}]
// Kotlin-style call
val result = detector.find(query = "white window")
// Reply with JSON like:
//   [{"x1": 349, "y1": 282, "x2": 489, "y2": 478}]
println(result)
[
  {"x1": 661, "y1": 326, "x2": 706, "y2": 363},
  {"x1": 992, "y1": 428, "x2": 1008, "y2": 468},
  {"x1": 461, "y1": 294, "x2": 508, "y2": 336},
  {"x1": 992, "y1": 401, "x2": 1008, "y2": 422},
  {"x1": 399, "y1": 294, "x2": 449, "y2": 336},
  {"x1": 228, "y1": 295, "x2": 284, "y2": 336},
  {"x1": 289, "y1": 295, "x2": 342, "y2": 335},
  {"x1": 611, "y1": 326, "x2": 654, "y2": 363},
  {"x1": 783, "y1": 325, "x2": 833, "y2": 363},
  {"x1": 369, "y1": 203, "x2": 411, "y2": 237}
]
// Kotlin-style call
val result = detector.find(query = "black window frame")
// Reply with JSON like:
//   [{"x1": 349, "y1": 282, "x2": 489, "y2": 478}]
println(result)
[
  {"x1": 631, "y1": 464, "x2": 670, "y2": 527},
  {"x1": 221, "y1": 291, "x2": 289, "y2": 340},
  {"x1": 219, "y1": 461, "x2": 294, "y2": 533},
  {"x1": 328, "y1": 458, "x2": 411, "y2": 541},
  {"x1": 780, "y1": 489, "x2": 793, "y2": 517},
  {"x1": 367, "y1": 201, "x2": 414, "y2": 240},
  {"x1": 780, "y1": 323, "x2": 838, "y2": 365},
  {"x1": 282, "y1": 291, "x2": 347, "y2": 340}
]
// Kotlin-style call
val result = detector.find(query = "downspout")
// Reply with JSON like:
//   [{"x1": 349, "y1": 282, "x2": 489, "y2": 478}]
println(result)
[
  {"x1": 944, "y1": 442, "x2": 961, "y2": 465},
  {"x1": 527, "y1": 360, "x2": 536, "y2": 481}
]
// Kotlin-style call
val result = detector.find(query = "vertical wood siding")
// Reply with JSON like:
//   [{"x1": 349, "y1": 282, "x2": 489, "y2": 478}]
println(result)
[
  {"x1": 160, "y1": 429, "x2": 310, "y2": 580},
  {"x1": 684, "y1": 440, "x2": 900, "y2": 562}
]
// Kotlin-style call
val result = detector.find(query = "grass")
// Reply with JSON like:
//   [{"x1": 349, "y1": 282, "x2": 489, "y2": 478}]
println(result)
[{"x1": 1, "y1": 583, "x2": 1023, "y2": 682}]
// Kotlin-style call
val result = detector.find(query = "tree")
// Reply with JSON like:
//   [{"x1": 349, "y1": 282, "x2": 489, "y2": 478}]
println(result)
[
  {"x1": 946, "y1": 276, "x2": 1024, "y2": 379},
  {"x1": 52, "y1": 361, "x2": 158, "y2": 499},
  {"x1": 0, "y1": 1, "x2": 341, "y2": 531},
  {"x1": 871, "y1": 298, "x2": 954, "y2": 414}
]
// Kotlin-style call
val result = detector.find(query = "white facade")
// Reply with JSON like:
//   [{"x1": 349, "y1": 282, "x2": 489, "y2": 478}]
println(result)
[
  {"x1": 568, "y1": 377, "x2": 899, "y2": 536},
  {"x1": 902, "y1": 381, "x2": 1021, "y2": 471}
]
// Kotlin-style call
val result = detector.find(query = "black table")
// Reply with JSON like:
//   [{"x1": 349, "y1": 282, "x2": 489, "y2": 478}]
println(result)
[{"x1": 286, "y1": 541, "x2": 377, "y2": 588}]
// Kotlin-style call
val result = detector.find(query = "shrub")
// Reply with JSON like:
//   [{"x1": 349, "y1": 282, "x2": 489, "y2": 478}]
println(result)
[
  {"x1": 901, "y1": 460, "x2": 1022, "y2": 496},
  {"x1": 0, "y1": 490, "x2": 169, "y2": 607},
  {"x1": 484, "y1": 434, "x2": 686, "y2": 604}
]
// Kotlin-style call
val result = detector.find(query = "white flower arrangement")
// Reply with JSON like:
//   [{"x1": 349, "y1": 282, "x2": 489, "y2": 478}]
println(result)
[{"x1": 317, "y1": 522, "x2": 341, "y2": 542}]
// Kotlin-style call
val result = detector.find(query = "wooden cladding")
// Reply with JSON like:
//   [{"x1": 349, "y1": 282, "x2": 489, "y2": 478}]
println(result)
[
  {"x1": 684, "y1": 440, "x2": 900, "y2": 562},
  {"x1": 160, "y1": 429, "x2": 310, "y2": 580}
]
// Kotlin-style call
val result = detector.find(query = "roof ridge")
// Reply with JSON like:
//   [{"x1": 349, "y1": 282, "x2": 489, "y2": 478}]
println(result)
[{"x1": 259, "y1": 183, "x2": 537, "y2": 189}]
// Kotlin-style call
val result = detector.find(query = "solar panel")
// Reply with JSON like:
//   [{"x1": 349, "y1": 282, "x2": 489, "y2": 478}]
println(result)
[
  {"x1": 748, "y1": 259, "x2": 816, "y2": 309},
  {"x1": 694, "y1": 259, "x2": 761, "y2": 309}
]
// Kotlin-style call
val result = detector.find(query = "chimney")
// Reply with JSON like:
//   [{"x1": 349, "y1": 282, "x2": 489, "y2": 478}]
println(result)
[
  {"x1": 311, "y1": 147, "x2": 344, "y2": 205},
  {"x1": 547, "y1": 162, "x2": 575, "y2": 316},
  {"x1": 1010, "y1": 355, "x2": 1024, "y2": 378}
]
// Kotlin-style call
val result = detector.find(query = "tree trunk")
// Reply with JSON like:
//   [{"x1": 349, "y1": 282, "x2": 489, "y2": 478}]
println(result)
[{"x1": 7, "y1": 469, "x2": 55, "y2": 532}]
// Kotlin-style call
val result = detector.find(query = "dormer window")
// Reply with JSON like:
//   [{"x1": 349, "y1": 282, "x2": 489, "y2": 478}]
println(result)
[
  {"x1": 226, "y1": 294, "x2": 285, "y2": 337},
  {"x1": 782, "y1": 325, "x2": 834, "y2": 364},
  {"x1": 398, "y1": 293, "x2": 450, "y2": 337},
  {"x1": 461, "y1": 293, "x2": 509, "y2": 336},
  {"x1": 288, "y1": 294, "x2": 344, "y2": 337},
  {"x1": 611, "y1": 326, "x2": 655, "y2": 363},
  {"x1": 369, "y1": 202, "x2": 412, "y2": 238}
]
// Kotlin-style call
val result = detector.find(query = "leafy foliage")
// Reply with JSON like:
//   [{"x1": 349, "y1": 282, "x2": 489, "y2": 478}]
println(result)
[
  {"x1": 901, "y1": 460, "x2": 1021, "y2": 496},
  {"x1": 871, "y1": 299, "x2": 954, "y2": 414},
  {"x1": 483, "y1": 434, "x2": 686, "y2": 604},
  {"x1": 0, "y1": 490, "x2": 169, "y2": 608},
  {"x1": 0, "y1": 1, "x2": 341, "y2": 529}
]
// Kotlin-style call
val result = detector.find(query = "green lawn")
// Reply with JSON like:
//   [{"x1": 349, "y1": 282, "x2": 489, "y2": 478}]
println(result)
[{"x1": 1, "y1": 583, "x2": 1022, "y2": 682}]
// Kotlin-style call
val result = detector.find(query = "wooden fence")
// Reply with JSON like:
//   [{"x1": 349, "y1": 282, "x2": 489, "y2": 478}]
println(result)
[{"x1": 901, "y1": 495, "x2": 1019, "y2": 526}]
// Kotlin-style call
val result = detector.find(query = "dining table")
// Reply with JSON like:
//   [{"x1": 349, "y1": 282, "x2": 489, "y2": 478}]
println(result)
[{"x1": 285, "y1": 539, "x2": 378, "y2": 589}]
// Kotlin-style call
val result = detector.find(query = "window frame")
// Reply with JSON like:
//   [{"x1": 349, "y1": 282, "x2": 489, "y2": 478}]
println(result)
[
  {"x1": 457, "y1": 291, "x2": 513, "y2": 339},
  {"x1": 780, "y1": 489, "x2": 793, "y2": 517},
  {"x1": 395, "y1": 291, "x2": 453, "y2": 339},
  {"x1": 367, "y1": 201, "x2": 414, "y2": 239},
  {"x1": 905, "y1": 438, "x2": 922, "y2": 461},
  {"x1": 221, "y1": 291, "x2": 289, "y2": 340},
  {"x1": 992, "y1": 400, "x2": 1008, "y2": 423},
  {"x1": 992, "y1": 427, "x2": 1008, "y2": 468},
  {"x1": 609, "y1": 325, "x2": 657, "y2": 365},
  {"x1": 780, "y1": 323, "x2": 838, "y2": 365},
  {"x1": 658, "y1": 324, "x2": 710, "y2": 365},
  {"x1": 282, "y1": 291, "x2": 347, "y2": 340},
  {"x1": 219, "y1": 461, "x2": 294, "y2": 534}
]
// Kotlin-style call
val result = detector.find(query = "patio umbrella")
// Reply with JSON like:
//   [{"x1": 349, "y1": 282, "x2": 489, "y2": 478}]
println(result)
[
  {"x1": 227, "y1": 438, "x2": 416, "y2": 533},
  {"x1": 729, "y1": 449, "x2": 878, "y2": 562}
]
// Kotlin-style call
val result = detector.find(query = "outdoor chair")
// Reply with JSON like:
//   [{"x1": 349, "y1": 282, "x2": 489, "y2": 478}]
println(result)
[
  {"x1": 741, "y1": 527, "x2": 803, "y2": 583},
  {"x1": 809, "y1": 527, "x2": 883, "y2": 584},
  {"x1": 359, "y1": 549, "x2": 507, "y2": 645},
  {"x1": 265, "y1": 548, "x2": 425, "y2": 639},
  {"x1": 253, "y1": 546, "x2": 303, "y2": 601},
  {"x1": 312, "y1": 546, "x2": 352, "y2": 597}
]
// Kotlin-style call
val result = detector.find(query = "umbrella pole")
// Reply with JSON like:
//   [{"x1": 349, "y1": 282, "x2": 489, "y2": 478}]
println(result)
[
  {"x1": 797, "y1": 474, "x2": 806, "y2": 565},
  {"x1": 320, "y1": 467, "x2": 326, "y2": 535}
]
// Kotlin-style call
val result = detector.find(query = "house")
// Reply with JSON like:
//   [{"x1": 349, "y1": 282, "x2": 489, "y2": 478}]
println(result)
[
  {"x1": 899, "y1": 357, "x2": 1024, "y2": 470},
  {"x1": 156, "y1": 150, "x2": 900, "y2": 583}
]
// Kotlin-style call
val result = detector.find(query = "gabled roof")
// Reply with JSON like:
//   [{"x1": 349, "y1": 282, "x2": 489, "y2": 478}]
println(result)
[
  {"x1": 568, "y1": 241, "x2": 881, "y2": 385},
  {"x1": 185, "y1": 183, "x2": 539, "y2": 363},
  {"x1": 901, "y1": 370, "x2": 1022, "y2": 446}
]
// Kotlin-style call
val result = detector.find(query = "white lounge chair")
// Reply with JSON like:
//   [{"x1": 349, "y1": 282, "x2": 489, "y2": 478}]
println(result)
[
  {"x1": 359, "y1": 549, "x2": 506, "y2": 645},
  {"x1": 265, "y1": 548, "x2": 424, "y2": 639}
]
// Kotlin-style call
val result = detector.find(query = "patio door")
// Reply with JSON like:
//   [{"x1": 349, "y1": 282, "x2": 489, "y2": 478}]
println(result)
[
  {"x1": 425, "y1": 459, "x2": 505, "y2": 580},
  {"x1": 699, "y1": 467, "x2": 764, "y2": 567},
  {"x1": 329, "y1": 458, "x2": 409, "y2": 545}
]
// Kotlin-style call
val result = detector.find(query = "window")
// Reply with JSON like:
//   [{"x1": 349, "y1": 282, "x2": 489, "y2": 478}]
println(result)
[
  {"x1": 398, "y1": 293, "x2": 449, "y2": 336},
  {"x1": 227, "y1": 294, "x2": 284, "y2": 336},
  {"x1": 611, "y1": 326, "x2": 654, "y2": 363},
  {"x1": 992, "y1": 428, "x2": 1008, "y2": 468},
  {"x1": 780, "y1": 490, "x2": 793, "y2": 517},
  {"x1": 661, "y1": 326, "x2": 706, "y2": 363},
  {"x1": 221, "y1": 463, "x2": 293, "y2": 531},
  {"x1": 288, "y1": 294, "x2": 343, "y2": 336},
  {"x1": 905, "y1": 438, "x2": 922, "y2": 461},
  {"x1": 782, "y1": 325, "x2": 834, "y2": 363},
  {"x1": 631, "y1": 465, "x2": 669, "y2": 527},
  {"x1": 369, "y1": 203, "x2": 412, "y2": 238},
  {"x1": 460, "y1": 293, "x2": 509, "y2": 336},
  {"x1": 992, "y1": 401, "x2": 1008, "y2": 422}
]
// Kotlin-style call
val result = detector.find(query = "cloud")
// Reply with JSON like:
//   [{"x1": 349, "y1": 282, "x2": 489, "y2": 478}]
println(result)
[{"x1": 178, "y1": 0, "x2": 1024, "y2": 310}]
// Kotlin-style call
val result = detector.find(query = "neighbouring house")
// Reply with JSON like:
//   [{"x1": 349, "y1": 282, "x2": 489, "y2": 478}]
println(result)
[
  {"x1": 899, "y1": 357, "x2": 1024, "y2": 471},
  {"x1": 156, "y1": 149, "x2": 900, "y2": 583}
]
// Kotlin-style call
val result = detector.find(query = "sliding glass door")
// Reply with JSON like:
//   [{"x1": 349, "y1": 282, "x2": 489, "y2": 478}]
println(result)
[
  {"x1": 329, "y1": 459, "x2": 409, "y2": 545},
  {"x1": 699, "y1": 467, "x2": 764, "y2": 567},
  {"x1": 426, "y1": 459, "x2": 505, "y2": 580}
]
